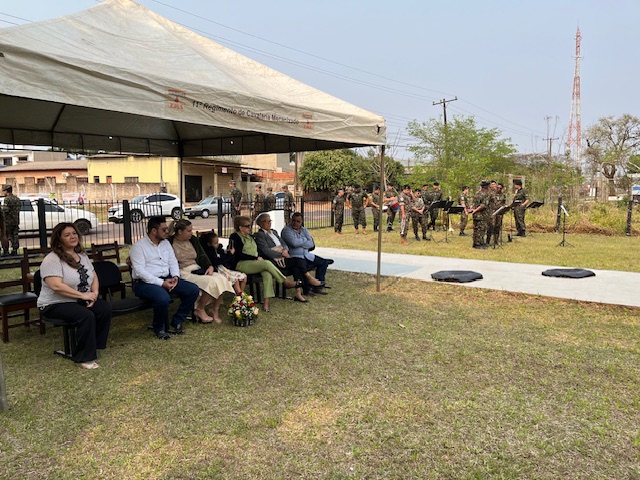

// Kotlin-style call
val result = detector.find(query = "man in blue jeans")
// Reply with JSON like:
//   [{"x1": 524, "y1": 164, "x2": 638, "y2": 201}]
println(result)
[
  {"x1": 130, "y1": 216, "x2": 199, "y2": 339},
  {"x1": 281, "y1": 212, "x2": 333, "y2": 295}
]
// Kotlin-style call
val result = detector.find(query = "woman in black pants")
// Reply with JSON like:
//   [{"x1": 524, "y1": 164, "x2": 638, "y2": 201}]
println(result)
[{"x1": 37, "y1": 223, "x2": 112, "y2": 369}]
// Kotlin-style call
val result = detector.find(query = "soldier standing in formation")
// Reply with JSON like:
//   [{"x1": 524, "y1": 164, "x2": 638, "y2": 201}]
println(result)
[
  {"x1": 2, "y1": 185, "x2": 20, "y2": 256},
  {"x1": 265, "y1": 187, "x2": 276, "y2": 212},
  {"x1": 485, "y1": 180, "x2": 498, "y2": 245},
  {"x1": 470, "y1": 181, "x2": 491, "y2": 249},
  {"x1": 369, "y1": 185, "x2": 381, "y2": 232},
  {"x1": 383, "y1": 184, "x2": 398, "y2": 232},
  {"x1": 229, "y1": 180, "x2": 243, "y2": 219},
  {"x1": 347, "y1": 184, "x2": 368, "y2": 235},
  {"x1": 332, "y1": 188, "x2": 346, "y2": 234},
  {"x1": 428, "y1": 181, "x2": 443, "y2": 230},
  {"x1": 282, "y1": 185, "x2": 295, "y2": 224},
  {"x1": 512, "y1": 179, "x2": 529, "y2": 237},
  {"x1": 411, "y1": 188, "x2": 428, "y2": 241},
  {"x1": 458, "y1": 186, "x2": 470, "y2": 236},
  {"x1": 252, "y1": 184, "x2": 265, "y2": 222},
  {"x1": 398, "y1": 184, "x2": 413, "y2": 245},
  {"x1": 490, "y1": 182, "x2": 507, "y2": 245}
]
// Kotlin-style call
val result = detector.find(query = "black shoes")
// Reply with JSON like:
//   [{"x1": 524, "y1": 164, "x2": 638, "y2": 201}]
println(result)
[
  {"x1": 415, "y1": 235, "x2": 420, "y2": 241},
  {"x1": 154, "y1": 330, "x2": 171, "y2": 340},
  {"x1": 459, "y1": 232, "x2": 468, "y2": 236},
  {"x1": 312, "y1": 287, "x2": 328, "y2": 295},
  {"x1": 168, "y1": 323, "x2": 184, "y2": 335},
  {"x1": 294, "y1": 297, "x2": 308, "y2": 303}
]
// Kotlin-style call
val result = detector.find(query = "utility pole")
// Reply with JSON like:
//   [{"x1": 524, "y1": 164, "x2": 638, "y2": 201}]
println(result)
[
  {"x1": 433, "y1": 97, "x2": 457, "y2": 125},
  {"x1": 543, "y1": 115, "x2": 559, "y2": 163}
]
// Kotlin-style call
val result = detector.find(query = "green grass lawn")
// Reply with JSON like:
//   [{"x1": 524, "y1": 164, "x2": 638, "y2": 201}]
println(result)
[{"x1": 1, "y1": 267, "x2": 639, "y2": 479}]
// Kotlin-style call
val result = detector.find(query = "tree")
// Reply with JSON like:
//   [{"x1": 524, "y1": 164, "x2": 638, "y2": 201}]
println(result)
[
  {"x1": 362, "y1": 147, "x2": 406, "y2": 188},
  {"x1": 299, "y1": 149, "x2": 363, "y2": 191},
  {"x1": 585, "y1": 114, "x2": 640, "y2": 174},
  {"x1": 406, "y1": 116, "x2": 516, "y2": 196}
]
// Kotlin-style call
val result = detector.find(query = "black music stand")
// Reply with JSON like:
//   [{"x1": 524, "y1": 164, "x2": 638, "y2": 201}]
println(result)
[
  {"x1": 437, "y1": 200, "x2": 454, "y2": 242},
  {"x1": 428, "y1": 199, "x2": 448, "y2": 233},
  {"x1": 525, "y1": 201, "x2": 544, "y2": 238},
  {"x1": 556, "y1": 205, "x2": 574, "y2": 247},
  {"x1": 447, "y1": 205, "x2": 465, "y2": 242}
]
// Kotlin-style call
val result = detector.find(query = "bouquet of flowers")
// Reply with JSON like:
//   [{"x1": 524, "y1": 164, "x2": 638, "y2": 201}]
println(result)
[{"x1": 228, "y1": 292, "x2": 259, "y2": 327}]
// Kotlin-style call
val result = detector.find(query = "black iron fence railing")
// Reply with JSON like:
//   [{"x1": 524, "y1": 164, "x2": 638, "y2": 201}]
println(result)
[{"x1": 15, "y1": 196, "x2": 355, "y2": 250}]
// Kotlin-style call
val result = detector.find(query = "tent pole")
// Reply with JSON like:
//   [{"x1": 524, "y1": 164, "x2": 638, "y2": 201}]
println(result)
[{"x1": 376, "y1": 145, "x2": 385, "y2": 292}]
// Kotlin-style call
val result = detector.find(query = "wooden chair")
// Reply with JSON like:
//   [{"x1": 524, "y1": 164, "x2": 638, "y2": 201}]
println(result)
[
  {"x1": 0, "y1": 254, "x2": 40, "y2": 343},
  {"x1": 90, "y1": 242, "x2": 129, "y2": 274},
  {"x1": 33, "y1": 270, "x2": 75, "y2": 359}
]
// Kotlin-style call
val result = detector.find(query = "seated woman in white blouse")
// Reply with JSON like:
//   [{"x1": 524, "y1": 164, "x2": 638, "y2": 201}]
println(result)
[{"x1": 37, "y1": 222, "x2": 112, "y2": 369}]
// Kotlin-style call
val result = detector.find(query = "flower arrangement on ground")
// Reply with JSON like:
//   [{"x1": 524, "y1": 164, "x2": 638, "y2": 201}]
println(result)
[{"x1": 228, "y1": 292, "x2": 259, "y2": 327}]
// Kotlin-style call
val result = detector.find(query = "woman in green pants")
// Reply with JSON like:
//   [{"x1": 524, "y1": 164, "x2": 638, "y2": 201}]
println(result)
[{"x1": 228, "y1": 216, "x2": 298, "y2": 311}]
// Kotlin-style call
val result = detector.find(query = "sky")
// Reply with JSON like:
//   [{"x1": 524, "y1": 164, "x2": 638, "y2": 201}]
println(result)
[{"x1": 1, "y1": 0, "x2": 639, "y2": 162}]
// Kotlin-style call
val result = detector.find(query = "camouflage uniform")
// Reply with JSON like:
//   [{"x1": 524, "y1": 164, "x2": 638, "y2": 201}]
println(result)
[
  {"x1": 383, "y1": 187, "x2": 398, "y2": 231},
  {"x1": 512, "y1": 187, "x2": 529, "y2": 236},
  {"x1": 492, "y1": 189, "x2": 507, "y2": 244},
  {"x1": 283, "y1": 189, "x2": 295, "y2": 224},
  {"x1": 229, "y1": 185, "x2": 243, "y2": 218},
  {"x1": 369, "y1": 191, "x2": 381, "y2": 231},
  {"x1": 348, "y1": 188, "x2": 367, "y2": 231},
  {"x1": 398, "y1": 189, "x2": 413, "y2": 239},
  {"x1": 458, "y1": 191, "x2": 469, "y2": 235},
  {"x1": 411, "y1": 193, "x2": 427, "y2": 240},
  {"x1": 485, "y1": 187, "x2": 498, "y2": 244},
  {"x1": 429, "y1": 187, "x2": 443, "y2": 229},
  {"x1": 265, "y1": 190, "x2": 276, "y2": 211},
  {"x1": 332, "y1": 193, "x2": 345, "y2": 233},
  {"x1": 471, "y1": 186, "x2": 490, "y2": 248},
  {"x1": 2, "y1": 191, "x2": 20, "y2": 254},
  {"x1": 252, "y1": 190, "x2": 265, "y2": 222}
]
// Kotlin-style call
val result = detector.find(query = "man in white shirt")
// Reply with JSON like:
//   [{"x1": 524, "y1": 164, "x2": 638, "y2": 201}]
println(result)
[{"x1": 130, "y1": 216, "x2": 199, "y2": 339}]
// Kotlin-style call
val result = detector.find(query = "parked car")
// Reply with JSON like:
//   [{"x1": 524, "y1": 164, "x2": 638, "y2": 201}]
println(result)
[
  {"x1": 184, "y1": 196, "x2": 231, "y2": 219},
  {"x1": 108, "y1": 193, "x2": 184, "y2": 223},
  {"x1": 0, "y1": 196, "x2": 99, "y2": 235}
]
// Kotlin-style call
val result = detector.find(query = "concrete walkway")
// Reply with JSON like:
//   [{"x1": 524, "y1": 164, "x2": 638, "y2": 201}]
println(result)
[{"x1": 314, "y1": 247, "x2": 640, "y2": 308}]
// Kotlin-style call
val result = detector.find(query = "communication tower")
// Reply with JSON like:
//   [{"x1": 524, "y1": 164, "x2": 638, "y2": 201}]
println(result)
[{"x1": 567, "y1": 27, "x2": 582, "y2": 172}]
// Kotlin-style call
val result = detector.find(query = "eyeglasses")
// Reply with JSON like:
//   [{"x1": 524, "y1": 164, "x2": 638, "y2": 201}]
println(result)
[{"x1": 161, "y1": 227, "x2": 169, "y2": 232}]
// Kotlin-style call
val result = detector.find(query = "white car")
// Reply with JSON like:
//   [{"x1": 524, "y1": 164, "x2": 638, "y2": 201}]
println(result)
[
  {"x1": 0, "y1": 196, "x2": 99, "y2": 235},
  {"x1": 108, "y1": 193, "x2": 184, "y2": 223},
  {"x1": 185, "y1": 196, "x2": 231, "y2": 219}
]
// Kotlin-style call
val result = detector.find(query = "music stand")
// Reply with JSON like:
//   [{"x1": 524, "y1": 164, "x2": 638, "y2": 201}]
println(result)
[
  {"x1": 491, "y1": 204, "x2": 511, "y2": 248},
  {"x1": 556, "y1": 205, "x2": 574, "y2": 247},
  {"x1": 447, "y1": 205, "x2": 464, "y2": 242},
  {"x1": 428, "y1": 199, "x2": 448, "y2": 229},
  {"x1": 524, "y1": 201, "x2": 544, "y2": 238},
  {"x1": 439, "y1": 200, "x2": 454, "y2": 242}
]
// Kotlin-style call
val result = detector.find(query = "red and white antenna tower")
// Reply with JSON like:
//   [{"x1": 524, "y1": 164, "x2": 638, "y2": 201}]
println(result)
[{"x1": 567, "y1": 27, "x2": 582, "y2": 171}]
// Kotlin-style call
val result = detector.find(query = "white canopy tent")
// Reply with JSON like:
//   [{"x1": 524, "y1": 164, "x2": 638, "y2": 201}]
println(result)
[{"x1": 0, "y1": 0, "x2": 385, "y2": 156}]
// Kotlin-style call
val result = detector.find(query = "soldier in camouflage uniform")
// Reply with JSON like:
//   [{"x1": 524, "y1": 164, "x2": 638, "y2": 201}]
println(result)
[
  {"x1": 347, "y1": 184, "x2": 368, "y2": 234},
  {"x1": 265, "y1": 187, "x2": 276, "y2": 212},
  {"x1": 485, "y1": 181, "x2": 498, "y2": 245},
  {"x1": 411, "y1": 188, "x2": 428, "y2": 241},
  {"x1": 251, "y1": 184, "x2": 265, "y2": 222},
  {"x1": 369, "y1": 186, "x2": 381, "y2": 232},
  {"x1": 458, "y1": 186, "x2": 470, "y2": 236},
  {"x1": 428, "y1": 181, "x2": 443, "y2": 230},
  {"x1": 2, "y1": 185, "x2": 20, "y2": 255},
  {"x1": 229, "y1": 180, "x2": 243, "y2": 219},
  {"x1": 470, "y1": 181, "x2": 490, "y2": 249},
  {"x1": 282, "y1": 185, "x2": 295, "y2": 225},
  {"x1": 491, "y1": 182, "x2": 507, "y2": 245},
  {"x1": 398, "y1": 184, "x2": 413, "y2": 245},
  {"x1": 512, "y1": 179, "x2": 529, "y2": 237},
  {"x1": 332, "y1": 188, "x2": 346, "y2": 234},
  {"x1": 383, "y1": 184, "x2": 398, "y2": 232}
]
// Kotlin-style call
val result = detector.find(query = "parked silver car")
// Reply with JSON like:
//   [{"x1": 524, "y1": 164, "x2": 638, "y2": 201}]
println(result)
[{"x1": 185, "y1": 196, "x2": 231, "y2": 219}]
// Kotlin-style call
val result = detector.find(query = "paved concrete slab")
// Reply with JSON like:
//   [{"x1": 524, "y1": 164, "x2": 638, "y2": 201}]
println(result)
[{"x1": 315, "y1": 247, "x2": 640, "y2": 308}]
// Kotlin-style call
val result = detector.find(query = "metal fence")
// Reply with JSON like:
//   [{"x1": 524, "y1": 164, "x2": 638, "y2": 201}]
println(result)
[{"x1": 16, "y1": 196, "x2": 355, "y2": 249}]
